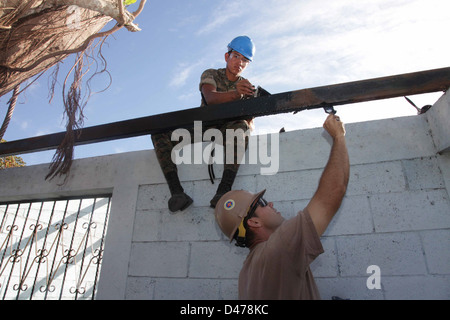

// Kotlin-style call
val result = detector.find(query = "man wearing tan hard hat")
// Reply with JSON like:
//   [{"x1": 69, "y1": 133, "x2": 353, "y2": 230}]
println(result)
[{"x1": 214, "y1": 113, "x2": 350, "y2": 300}]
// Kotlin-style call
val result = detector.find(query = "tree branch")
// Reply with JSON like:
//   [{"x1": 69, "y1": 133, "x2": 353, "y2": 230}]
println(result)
[
  {"x1": 0, "y1": 0, "x2": 147, "y2": 73},
  {"x1": 53, "y1": 0, "x2": 146, "y2": 32},
  {"x1": 2, "y1": 0, "x2": 147, "y2": 31}
]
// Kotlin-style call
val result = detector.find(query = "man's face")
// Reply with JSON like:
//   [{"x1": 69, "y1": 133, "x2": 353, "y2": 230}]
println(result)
[
  {"x1": 253, "y1": 199, "x2": 285, "y2": 231},
  {"x1": 225, "y1": 51, "x2": 250, "y2": 77}
]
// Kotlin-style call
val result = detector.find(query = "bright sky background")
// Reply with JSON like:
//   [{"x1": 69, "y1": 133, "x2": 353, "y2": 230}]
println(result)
[{"x1": 1, "y1": 0, "x2": 449, "y2": 166}]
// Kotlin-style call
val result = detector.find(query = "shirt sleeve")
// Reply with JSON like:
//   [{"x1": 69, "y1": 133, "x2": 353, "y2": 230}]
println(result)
[
  {"x1": 199, "y1": 69, "x2": 217, "y2": 91},
  {"x1": 277, "y1": 209, "x2": 324, "y2": 272}
]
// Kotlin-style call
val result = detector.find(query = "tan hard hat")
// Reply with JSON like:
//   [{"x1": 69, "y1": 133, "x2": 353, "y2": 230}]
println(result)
[{"x1": 214, "y1": 189, "x2": 266, "y2": 242}]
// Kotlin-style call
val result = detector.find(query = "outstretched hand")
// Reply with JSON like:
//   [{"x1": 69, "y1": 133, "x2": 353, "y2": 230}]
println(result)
[{"x1": 323, "y1": 114, "x2": 346, "y2": 139}]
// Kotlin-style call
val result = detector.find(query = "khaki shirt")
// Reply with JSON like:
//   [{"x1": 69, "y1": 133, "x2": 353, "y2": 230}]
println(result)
[
  {"x1": 199, "y1": 68, "x2": 245, "y2": 107},
  {"x1": 238, "y1": 209, "x2": 324, "y2": 300}
]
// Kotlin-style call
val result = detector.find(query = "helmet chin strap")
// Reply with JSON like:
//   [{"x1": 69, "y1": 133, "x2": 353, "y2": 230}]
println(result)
[{"x1": 235, "y1": 220, "x2": 247, "y2": 247}]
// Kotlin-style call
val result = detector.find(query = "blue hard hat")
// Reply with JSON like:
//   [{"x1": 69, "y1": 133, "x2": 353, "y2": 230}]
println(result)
[{"x1": 227, "y1": 36, "x2": 255, "y2": 61}]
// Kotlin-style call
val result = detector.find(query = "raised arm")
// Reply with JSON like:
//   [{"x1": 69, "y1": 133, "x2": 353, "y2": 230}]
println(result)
[
  {"x1": 306, "y1": 114, "x2": 350, "y2": 236},
  {"x1": 201, "y1": 79, "x2": 255, "y2": 105}
]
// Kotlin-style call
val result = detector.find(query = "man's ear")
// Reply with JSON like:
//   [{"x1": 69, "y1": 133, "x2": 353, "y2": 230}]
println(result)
[
  {"x1": 225, "y1": 52, "x2": 230, "y2": 62},
  {"x1": 247, "y1": 217, "x2": 261, "y2": 229}
]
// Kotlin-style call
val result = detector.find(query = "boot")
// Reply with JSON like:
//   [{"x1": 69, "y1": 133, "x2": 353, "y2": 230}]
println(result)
[
  {"x1": 165, "y1": 171, "x2": 193, "y2": 212},
  {"x1": 210, "y1": 169, "x2": 237, "y2": 208}
]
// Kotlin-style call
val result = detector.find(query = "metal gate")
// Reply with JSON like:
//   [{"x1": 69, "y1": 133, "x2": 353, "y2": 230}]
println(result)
[{"x1": 0, "y1": 195, "x2": 111, "y2": 300}]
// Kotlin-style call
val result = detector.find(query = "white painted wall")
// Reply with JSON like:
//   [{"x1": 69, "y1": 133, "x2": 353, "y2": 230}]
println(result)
[{"x1": 1, "y1": 91, "x2": 449, "y2": 300}]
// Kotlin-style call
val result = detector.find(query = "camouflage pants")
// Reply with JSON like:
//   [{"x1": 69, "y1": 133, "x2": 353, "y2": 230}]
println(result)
[{"x1": 151, "y1": 120, "x2": 250, "y2": 175}]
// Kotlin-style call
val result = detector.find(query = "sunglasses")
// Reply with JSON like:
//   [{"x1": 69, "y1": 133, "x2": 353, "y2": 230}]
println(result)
[
  {"x1": 245, "y1": 197, "x2": 268, "y2": 222},
  {"x1": 256, "y1": 197, "x2": 268, "y2": 208}
]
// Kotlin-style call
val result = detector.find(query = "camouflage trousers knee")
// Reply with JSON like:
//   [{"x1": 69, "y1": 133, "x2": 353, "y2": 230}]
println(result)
[{"x1": 151, "y1": 120, "x2": 250, "y2": 175}]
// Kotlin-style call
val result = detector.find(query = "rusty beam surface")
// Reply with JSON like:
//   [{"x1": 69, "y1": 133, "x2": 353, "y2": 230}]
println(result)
[{"x1": 1, "y1": 67, "x2": 449, "y2": 157}]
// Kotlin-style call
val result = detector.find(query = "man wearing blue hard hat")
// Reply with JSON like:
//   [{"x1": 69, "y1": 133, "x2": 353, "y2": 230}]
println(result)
[
  {"x1": 200, "y1": 35, "x2": 256, "y2": 106},
  {"x1": 199, "y1": 35, "x2": 257, "y2": 207},
  {"x1": 151, "y1": 36, "x2": 257, "y2": 212}
]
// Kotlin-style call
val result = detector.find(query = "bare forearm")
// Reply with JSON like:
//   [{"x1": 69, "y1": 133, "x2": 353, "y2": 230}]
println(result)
[
  {"x1": 203, "y1": 90, "x2": 241, "y2": 105},
  {"x1": 201, "y1": 79, "x2": 254, "y2": 106},
  {"x1": 306, "y1": 115, "x2": 350, "y2": 236},
  {"x1": 318, "y1": 136, "x2": 350, "y2": 203}
]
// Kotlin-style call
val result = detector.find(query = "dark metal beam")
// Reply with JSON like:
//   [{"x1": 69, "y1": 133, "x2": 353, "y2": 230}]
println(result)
[{"x1": 1, "y1": 67, "x2": 449, "y2": 157}]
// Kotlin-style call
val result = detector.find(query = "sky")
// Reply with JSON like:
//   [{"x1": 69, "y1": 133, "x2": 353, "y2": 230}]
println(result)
[{"x1": 1, "y1": 0, "x2": 449, "y2": 166}]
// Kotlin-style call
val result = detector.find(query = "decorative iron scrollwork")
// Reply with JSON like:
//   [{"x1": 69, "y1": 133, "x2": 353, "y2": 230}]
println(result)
[{"x1": 0, "y1": 196, "x2": 111, "y2": 300}]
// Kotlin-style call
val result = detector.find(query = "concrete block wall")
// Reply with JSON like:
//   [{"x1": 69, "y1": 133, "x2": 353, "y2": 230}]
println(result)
[
  {"x1": 1, "y1": 91, "x2": 449, "y2": 300},
  {"x1": 126, "y1": 120, "x2": 450, "y2": 300}
]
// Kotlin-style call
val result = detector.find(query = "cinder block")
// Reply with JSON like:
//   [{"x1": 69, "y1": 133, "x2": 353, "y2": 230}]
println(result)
[
  {"x1": 346, "y1": 162, "x2": 406, "y2": 196},
  {"x1": 403, "y1": 157, "x2": 445, "y2": 190},
  {"x1": 230, "y1": 174, "x2": 259, "y2": 193},
  {"x1": 315, "y1": 277, "x2": 384, "y2": 300},
  {"x1": 421, "y1": 229, "x2": 450, "y2": 275},
  {"x1": 189, "y1": 241, "x2": 247, "y2": 279},
  {"x1": 153, "y1": 278, "x2": 222, "y2": 300},
  {"x1": 310, "y1": 237, "x2": 338, "y2": 277},
  {"x1": 219, "y1": 279, "x2": 239, "y2": 299},
  {"x1": 192, "y1": 180, "x2": 216, "y2": 207},
  {"x1": 256, "y1": 170, "x2": 321, "y2": 201},
  {"x1": 132, "y1": 209, "x2": 161, "y2": 242},
  {"x1": 126, "y1": 276, "x2": 155, "y2": 300},
  {"x1": 383, "y1": 275, "x2": 450, "y2": 299},
  {"x1": 129, "y1": 242, "x2": 190, "y2": 277},
  {"x1": 438, "y1": 153, "x2": 450, "y2": 198},
  {"x1": 136, "y1": 183, "x2": 195, "y2": 211},
  {"x1": 336, "y1": 233, "x2": 427, "y2": 277},
  {"x1": 276, "y1": 128, "x2": 330, "y2": 173},
  {"x1": 242, "y1": 133, "x2": 284, "y2": 176},
  {"x1": 370, "y1": 190, "x2": 450, "y2": 232},
  {"x1": 323, "y1": 195, "x2": 373, "y2": 236},
  {"x1": 427, "y1": 90, "x2": 450, "y2": 153},
  {"x1": 137, "y1": 184, "x2": 170, "y2": 210},
  {"x1": 345, "y1": 116, "x2": 436, "y2": 164},
  {"x1": 160, "y1": 207, "x2": 222, "y2": 241}
]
